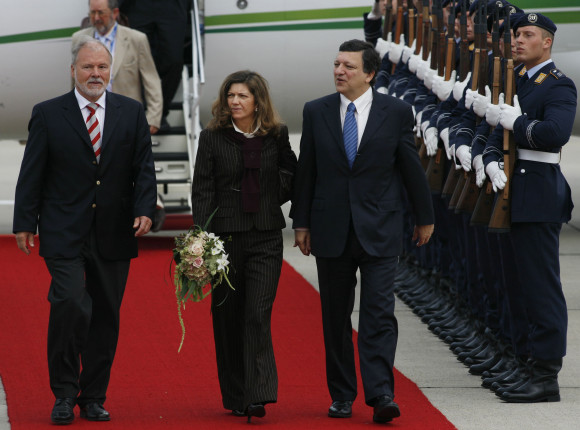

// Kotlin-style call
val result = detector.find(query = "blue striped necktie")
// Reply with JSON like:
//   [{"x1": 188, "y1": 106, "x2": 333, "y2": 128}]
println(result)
[{"x1": 343, "y1": 102, "x2": 358, "y2": 168}]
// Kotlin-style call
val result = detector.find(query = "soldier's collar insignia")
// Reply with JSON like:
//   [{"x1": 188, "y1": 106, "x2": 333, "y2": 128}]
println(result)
[
  {"x1": 534, "y1": 73, "x2": 547, "y2": 84},
  {"x1": 519, "y1": 67, "x2": 527, "y2": 77}
]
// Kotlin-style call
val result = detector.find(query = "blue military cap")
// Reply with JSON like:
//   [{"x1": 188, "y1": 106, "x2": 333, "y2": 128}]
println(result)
[
  {"x1": 498, "y1": 11, "x2": 526, "y2": 37},
  {"x1": 455, "y1": 0, "x2": 475, "y2": 16},
  {"x1": 513, "y1": 12, "x2": 557, "y2": 35},
  {"x1": 487, "y1": 1, "x2": 524, "y2": 32}
]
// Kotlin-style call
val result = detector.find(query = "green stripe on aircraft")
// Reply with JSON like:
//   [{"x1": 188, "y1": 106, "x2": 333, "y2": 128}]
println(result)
[{"x1": 0, "y1": 28, "x2": 78, "y2": 44}]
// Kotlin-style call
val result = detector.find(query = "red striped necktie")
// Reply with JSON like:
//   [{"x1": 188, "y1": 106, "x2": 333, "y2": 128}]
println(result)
[{"x1": 86, "y1": 103, "x2": 102, "y2": 162}]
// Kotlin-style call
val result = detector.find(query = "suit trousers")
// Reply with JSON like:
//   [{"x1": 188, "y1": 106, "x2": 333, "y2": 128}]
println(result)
[
  {"x1": 510, "y1": 222, "x2": 567, "y2": 360},
  {"x1": 210, "y1": 228, "x2": 282, "y2": 410},
  {"x1": 315, "y1": 225, "x2": 398, "y2": 405},
  {"x1": 44, "y1": 226, "x2": 130, "y2": 404}
]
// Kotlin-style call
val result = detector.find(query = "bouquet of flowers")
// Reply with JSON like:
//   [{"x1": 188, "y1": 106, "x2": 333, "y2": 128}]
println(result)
[{"x1": 172, "y1": 211, "x2": 233, "y2": 351}]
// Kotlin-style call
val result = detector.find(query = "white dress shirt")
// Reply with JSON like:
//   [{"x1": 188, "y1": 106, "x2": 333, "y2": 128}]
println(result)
[
  {"x1": 340, "y1": 87, "x2": 373, "y2": 149},
  {"x1": 75, "y1": 88, "x2": 106, "y2": 138}
]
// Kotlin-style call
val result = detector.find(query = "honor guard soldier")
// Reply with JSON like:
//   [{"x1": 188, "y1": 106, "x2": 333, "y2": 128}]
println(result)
[{"x1": 483, "y1": 12, "x2": 576, "y2": 403}]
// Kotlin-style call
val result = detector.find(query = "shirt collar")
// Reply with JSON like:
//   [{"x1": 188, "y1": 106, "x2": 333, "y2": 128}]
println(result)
[
  {"x1": 231, "y1": 119, "x2": 260, "y2": 138},
  {"x1": 340, "y1": 86, "x2": 373, "y2": 113},
  {"x1": 95, "y1": 22, "x2": 117, "y2": 41},
  {"x1": 526, "y1": 58, "x2": 552, "y2": 79},
  {"x1": 74, "y1": 88, "x2": 107, "y2": 111}
]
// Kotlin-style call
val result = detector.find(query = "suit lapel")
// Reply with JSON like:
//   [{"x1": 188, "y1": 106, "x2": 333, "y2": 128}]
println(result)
[
  {"x1": 62, "y1": 91, "x2": 92, "y2": 149},
  {"x1": 101, "y1": 92, "x2": 121, "y2": 154},
  {"x1": 112, "y1": 26, "x2": 126, "y2": 79},
  {"x1": 321, "y1": 93, "x2": 343, "y2": 155},
  {"x1": 359, "y1": 91, "x2": 389, "y2": 151}
]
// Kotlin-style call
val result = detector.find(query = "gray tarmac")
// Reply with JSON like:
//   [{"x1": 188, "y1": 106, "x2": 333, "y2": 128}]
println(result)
[{"x1": 1, "y1": 136, "x2": 579, "y2": 429}]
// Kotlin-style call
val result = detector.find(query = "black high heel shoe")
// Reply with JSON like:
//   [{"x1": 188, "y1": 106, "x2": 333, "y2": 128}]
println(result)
[{"x1": 246, "y1": 403, "x2": 265, "y2": 423}]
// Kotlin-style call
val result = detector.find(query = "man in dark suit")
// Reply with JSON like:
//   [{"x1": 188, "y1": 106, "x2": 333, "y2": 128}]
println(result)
[
  {"x1": 13, "y1": 36, "x2": 157, "y2": 425},
  {"x1": 292, "y1": 39, "x2": 434, "y2": 423}
]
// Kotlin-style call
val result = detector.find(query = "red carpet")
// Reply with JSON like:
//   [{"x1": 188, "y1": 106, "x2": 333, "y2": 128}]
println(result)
[{"x1": 0, "y1": 235, "x2": 455, "y2": 429}]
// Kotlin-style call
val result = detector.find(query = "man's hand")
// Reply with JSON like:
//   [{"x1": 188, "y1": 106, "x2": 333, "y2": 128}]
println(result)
[
  {"x1": 473, "y1": 85, "x2": 491, "y2": 118},
  {"x1": 464, "y1": 88, "x2": 477, "y2": 109},
  {"x1": 389, "y1": 34, "x2": 405, "y2": 64},
  {"x1": 294, "y1": 230, "x2": 311, "y2": 256},
  {"x1": 436, "y1": 70, "x2": 456, "y2": 101},
  {"x1": 150, "y1": 125, "x2": 159, "y2": 135},
  {"x1": 375, "y1": 33, "x2": 392, "y2": 59},
  {"x1": 486, "y1": 161, "x2": 507, "y2": 192},
  {"x1": 133, "y1": 216, "x2": 153, "y2": 237},
  {"x1": 412, "y1": 224, "x2": 434, "y2": 247},
  {"x1": 456, "y1": 145, "x2": 472, "y2": 172},
  {"x1": 15, "y1": 232, "x2": 35, "y2": 255},
  {"x1": 499, "y1": 95, "x2": 522, "y2": 131},
  {"x1": 473, "y1": 154, "x2": 486, "y2": 187},
  {"x1": 485, "y1": 92, "x2": 504, "y2": 126},
  {"x1": 424, "y1": 127, "x2": 438, "y2": 157},
  {"x1": 453, "y1": 71, "x2": 471, "y2": 101},
  {"x1": 440, "y1": 128, "x2": 451, "y2": 159}
]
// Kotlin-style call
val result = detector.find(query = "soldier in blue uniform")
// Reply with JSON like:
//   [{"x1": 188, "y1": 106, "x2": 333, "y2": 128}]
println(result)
[{"x1": 483, "y1": 12, "x2": 576, "y2": 403}]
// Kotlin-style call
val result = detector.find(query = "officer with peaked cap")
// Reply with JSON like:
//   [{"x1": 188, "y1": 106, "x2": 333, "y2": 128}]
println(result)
[{"x1": 482, "y1": 12, "x2": 576, "y2": 403}]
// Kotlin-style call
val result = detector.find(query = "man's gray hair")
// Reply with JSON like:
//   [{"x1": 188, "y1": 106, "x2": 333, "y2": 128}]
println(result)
[
  {"x1": 71, "y1": 35, "x2": 112, "y2": 65},
  {"x1": 88, "y1": 0, "x2": 119, "y2": 8}
]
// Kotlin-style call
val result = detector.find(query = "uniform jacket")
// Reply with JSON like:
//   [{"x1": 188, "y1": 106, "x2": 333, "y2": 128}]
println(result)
[
  {"x1": 72, "y1": 25, "x2": 163, "y2": 128},
  {"x1": 191, "y1": 125, "x2": 297, "y2": 234},
  {"x1": 483, "y1": 61, "x2": 577, "y2": 223},
  {"x1": 13, "y1": 91, "x2": 157, "y2": 259},
  {"x1": 291, "y1": 90, "x2": 434, "y2": 258}
]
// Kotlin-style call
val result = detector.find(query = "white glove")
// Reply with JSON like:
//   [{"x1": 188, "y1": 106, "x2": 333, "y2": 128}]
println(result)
[
  {"x1": 375, "y1": 34, "x2": 391, "y2": 60},
  {"x1": 415, "y1": 110, "x2": 423, "y2": 137},
  {"x1": 486, "y1": 161, "x2": 507, "y2": 192},
  {"x1": 456, "y1": 145, "x2": 472, "y2": 172},
  {"x1": 437, "y1": 70, "x2": 456, "y2": 101},
  {"x1": 376, "y1": 86, "x2": 388, "y2": 94},
  {"x1": 389, "y1": 34, "x2": 405, "y2": 64},
  {"x1": 424, "y1": 68, "x2": 437, "y2": 90},
  {"x1": 417, "y1": 56, "x2": 429, "y2": 80},
  {"x1": 473, "y1": 85, "x2": 491, "y2": 118},
  {"x1": 464, "y1": 88, "x2": 477, "y2": 110},
  {"x1": 411, "y1": 104, "x2": 416, "y2": 119},
  {"x1": 499, "y1": 95, "x2": 522, "y2": 131},
  {"x1": 420, "y1": 119, "x2": 430, "y2": 136},
  {"x1": 453, "y1": 71, "x2": 471, "y2": 101},
  {"x1": 424, "y1": 127, "x2": 439, "y2": 156},
  {"x1": 486, "y1": 92, "x2": 504, "y2": 126},
  {"x1": 440, "y1": 128, "x2": 451, "y2": 159},
  {"x1": 408, "y1": 54, "x2": 420, "y2": 74},
  {"x1": 473, "y1": 155, "x2": 486, "y2": 187},
  {"x1": 402, "y1": 44, "x2": 414, "y2": 64},
  {"x1": 431, "y1": 74, "x2": 444, "y2": 96},
  {"x1": 451, "y1": 145, "x2": 461, "y2": 168}
]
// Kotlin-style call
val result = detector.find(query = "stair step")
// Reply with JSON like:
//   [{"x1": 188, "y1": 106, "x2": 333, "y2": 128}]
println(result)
[
  {"x1": 156, "y1": 125, "x2": 186, "y2": 136},
  {"x1": 153, "y1": 152, "x2": 189, "y2": 161}
]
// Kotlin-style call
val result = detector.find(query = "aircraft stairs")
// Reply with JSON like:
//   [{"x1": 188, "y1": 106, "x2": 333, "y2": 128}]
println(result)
[{"x1": 150, "y1": 1, "x2": 204, "y2": 230}]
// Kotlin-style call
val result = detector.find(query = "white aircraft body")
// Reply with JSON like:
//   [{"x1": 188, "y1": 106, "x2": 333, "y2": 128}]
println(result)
[{"x1": 1, "y1": 0, "x2": 579, "y2": 140}]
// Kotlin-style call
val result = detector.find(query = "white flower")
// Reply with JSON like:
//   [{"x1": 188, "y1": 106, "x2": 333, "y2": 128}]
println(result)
[{"x1": 216, "y1": 254, "x2": 229, "y2": 271}]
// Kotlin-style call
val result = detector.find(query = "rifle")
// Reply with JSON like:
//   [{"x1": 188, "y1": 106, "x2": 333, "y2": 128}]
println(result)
[
  {"x1": 391, "y1": 5, "x2": 405, "y2": 73},
  {"x1": 414, "y1": 0, "x2": 423, "y2": 54},
  {"x1": 408, "y1": 0, "x2": 416, "y2": 46},
  {"x1": 417, "y1": 0, "x2": 432, "y2": 170},
  {"x1": 471, "y1": 7, "x2": 502, "y2": 225},
  {"x1": 454, "y1": 0, "x2": 488, "y2": 214},
  {"x1": 425, "y1": 0, "x2": 447, "y2": 193},
  {"x1": 442, "y1": 0, "x2": 466, "y2": 199},
  {"x1": 489, "y1": 8, "x2": 516, "y2": 232},
  {"x1": 382, "y1": 0, "x2": 394, "y2": 41}
]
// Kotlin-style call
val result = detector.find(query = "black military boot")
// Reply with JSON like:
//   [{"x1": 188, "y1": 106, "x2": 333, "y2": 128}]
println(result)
[{"x1": 500, "y1": 358, "x2": 562, "y2": 403}]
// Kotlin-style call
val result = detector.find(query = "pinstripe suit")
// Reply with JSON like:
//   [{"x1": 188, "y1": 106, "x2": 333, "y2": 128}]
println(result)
[{"x1": 191, "y1": 125, "x2": 296, "y2": 410}]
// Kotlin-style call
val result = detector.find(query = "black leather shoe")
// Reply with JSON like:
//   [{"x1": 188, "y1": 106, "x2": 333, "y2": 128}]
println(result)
[
  {"x1": 246, "y1": 403, "x2": 266, "y2": 423},
  {"x1": 328, "y1": 400, "x2": 352, "y2": 418},
  {"x1": 79, "y1": 402, "x2": 110, "y2": 421},
  {"x1": 372, "y1": 395, "x2": 401, "y2": 423},
  {"x1": 51, "y1": 398, "x2": 75, "y2": 425},
  {"x1": 232, "y1": 409, "x2": 246, "y2": 417}
]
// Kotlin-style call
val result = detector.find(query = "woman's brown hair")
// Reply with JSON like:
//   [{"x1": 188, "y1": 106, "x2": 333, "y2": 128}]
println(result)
[{"x1": 207, "y1": 70, "x2": 282, "y2": 137}]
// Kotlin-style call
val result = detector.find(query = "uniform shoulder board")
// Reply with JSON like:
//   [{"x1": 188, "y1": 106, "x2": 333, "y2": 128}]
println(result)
[
  {"x1": 550, "y1": 68, "x2": 565, "y2": 79},
  {"x1": 534, "y1": 73, "x2": 548, "y2": 84},
  {"x1": 518, "y1": 67, "x2": 527, "y2": 77}
]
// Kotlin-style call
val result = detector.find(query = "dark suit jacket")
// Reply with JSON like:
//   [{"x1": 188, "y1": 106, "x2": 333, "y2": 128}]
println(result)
[
  {"x1": 191, "y1": 125, "x2": 297, "y2": 234},
  {"x1": 292, "y1": 90, "x2": 434, "y2": 258},
  {"x1": 13, "y1": 91, "x2": 157, "y2": 260}
]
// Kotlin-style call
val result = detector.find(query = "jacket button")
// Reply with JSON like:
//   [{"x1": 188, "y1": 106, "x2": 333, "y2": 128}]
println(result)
[
  {"x1": 521, "y1": 169, "x2": 526, "y2": 173},
  {"x1": 92, "y1": 203, "x2": 97, "y2": 208},
  {"x1": 96, "y1": 180, "x2": 101, "y2": 185},
  {"x1": 93, "y1": 161, "x2": 97, "y2": 165}
]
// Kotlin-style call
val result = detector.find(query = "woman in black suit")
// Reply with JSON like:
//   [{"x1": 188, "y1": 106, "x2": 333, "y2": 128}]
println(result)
[{"x1": 191, "y1": 70, "x2": 297, "y2": 421}]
